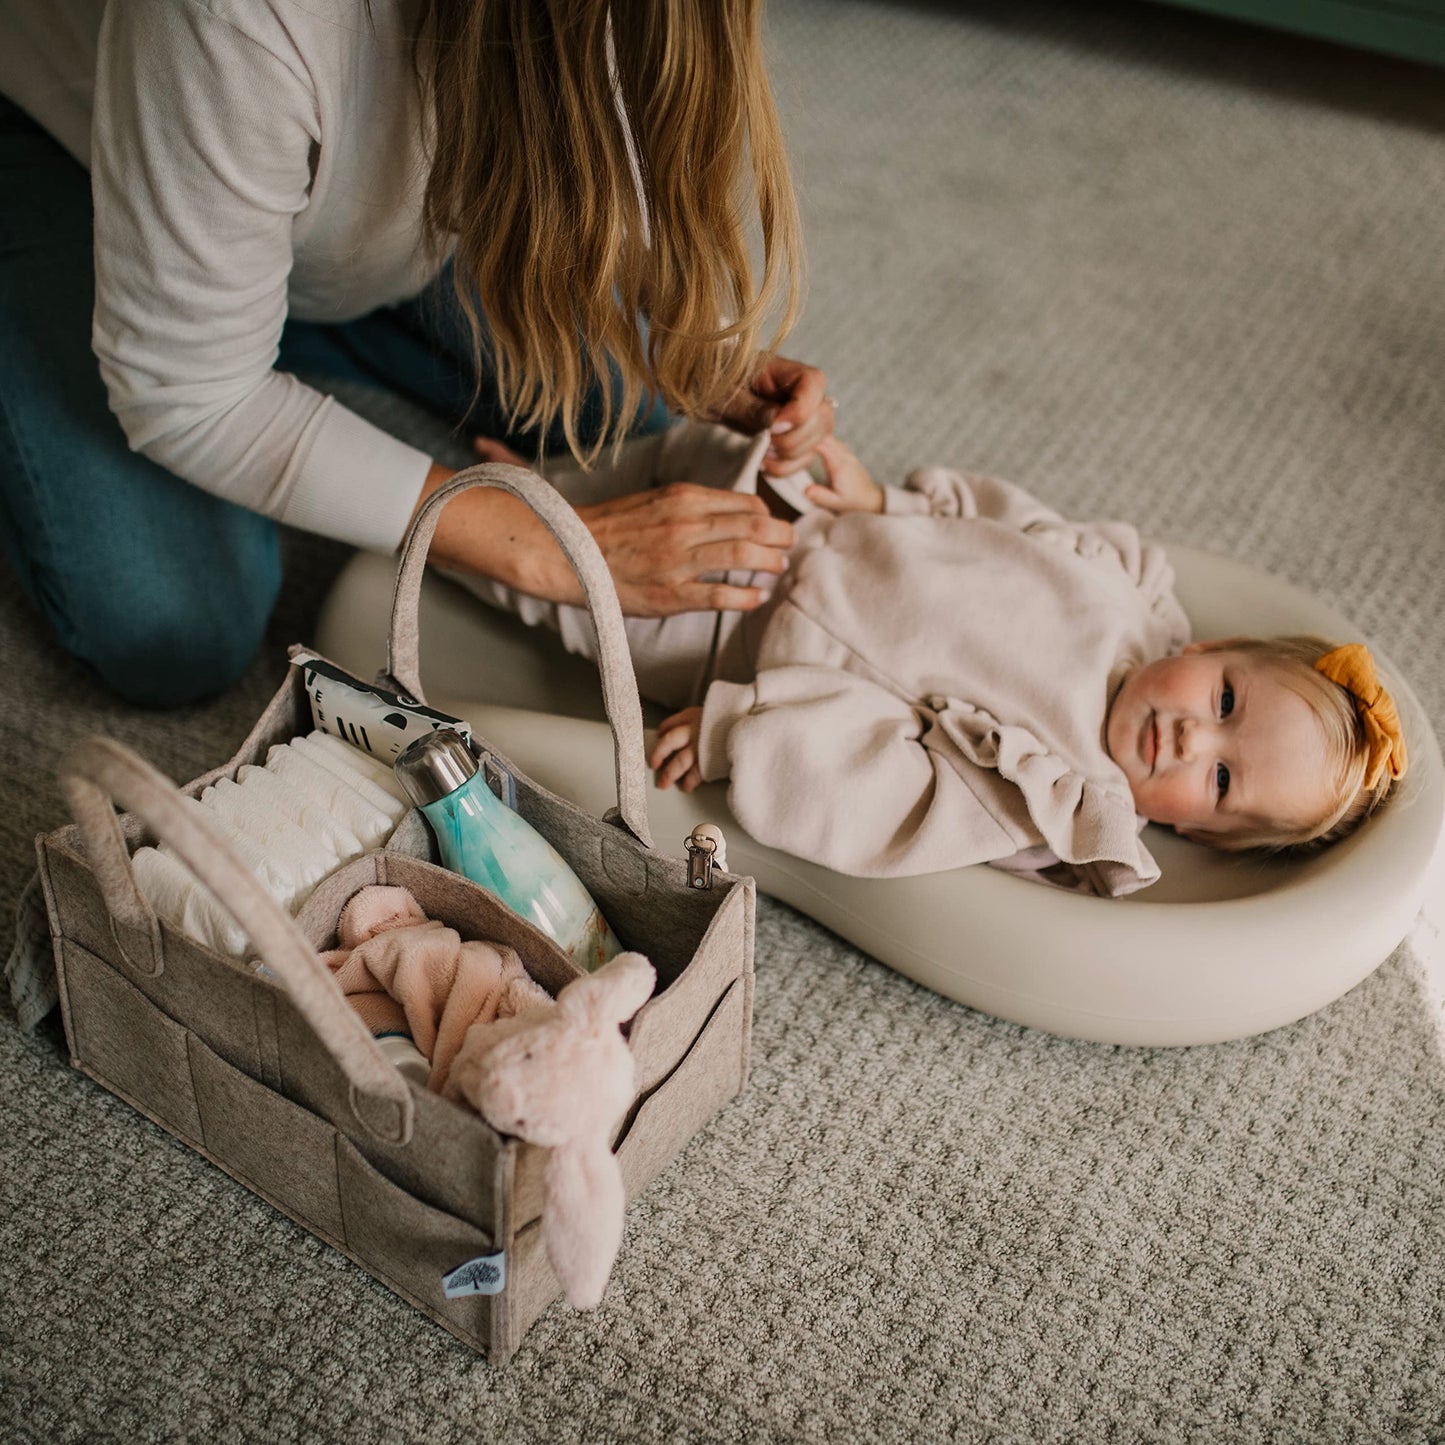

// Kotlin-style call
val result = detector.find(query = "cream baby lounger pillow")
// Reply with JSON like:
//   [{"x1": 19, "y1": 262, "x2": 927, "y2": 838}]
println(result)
[{"x1": 316, "y1": 537, "x2": 1443, "y2": 1048}]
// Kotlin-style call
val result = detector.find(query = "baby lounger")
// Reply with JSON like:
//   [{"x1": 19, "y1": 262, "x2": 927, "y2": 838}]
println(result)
[{"x1": 317, "y1": 543, "x2": 1443, "y2": 1047}]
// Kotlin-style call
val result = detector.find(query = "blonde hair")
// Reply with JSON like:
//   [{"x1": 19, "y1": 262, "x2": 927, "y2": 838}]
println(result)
[
  {"x1": 1204, "y1": 635, "x2": 1399, "y2": 855},
  {"x1": 413, "y1": 0, "x2": 804, "y2": 463}
]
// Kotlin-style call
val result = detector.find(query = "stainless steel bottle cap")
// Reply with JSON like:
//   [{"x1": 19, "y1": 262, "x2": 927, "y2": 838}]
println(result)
[{"x1": 393, "y1": 729, "x2": 478, "y2": 807}]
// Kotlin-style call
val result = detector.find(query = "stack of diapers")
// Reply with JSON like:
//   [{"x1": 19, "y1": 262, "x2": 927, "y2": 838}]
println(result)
[{"x1": 130, "y1": 731, "x2": 410, "y2": 956}]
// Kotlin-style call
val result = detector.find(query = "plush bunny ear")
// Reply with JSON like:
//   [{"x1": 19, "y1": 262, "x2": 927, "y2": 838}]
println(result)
[
  {"x1": 543, "y1": 1143, "x2": 627, "y2": 1308},
  {"x1": 557, "y1": 952, "x2": 656, "y2": 1029}
]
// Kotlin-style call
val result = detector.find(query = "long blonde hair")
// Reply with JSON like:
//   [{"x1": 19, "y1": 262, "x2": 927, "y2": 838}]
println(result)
[{"x1": 413, "y1": 0, "x2": 803, "y2": 462}]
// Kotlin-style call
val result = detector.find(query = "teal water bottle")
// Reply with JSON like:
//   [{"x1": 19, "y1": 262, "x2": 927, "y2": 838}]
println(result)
[{"x1": 394, "y1": 730, "x2": 622, "y2": 971}]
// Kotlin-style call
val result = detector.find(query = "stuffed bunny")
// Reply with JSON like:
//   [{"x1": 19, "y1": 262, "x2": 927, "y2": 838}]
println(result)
[{"x1": 446, "y1": 951, "x2": 657, "y2": 1309}]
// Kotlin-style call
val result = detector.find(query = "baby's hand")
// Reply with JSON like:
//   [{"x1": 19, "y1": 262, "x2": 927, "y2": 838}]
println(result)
[
  {"x1": 804, "y1": 435, "x2": 885, "y2": 514},
  {"x1": 650, "y1": 707, "x2": 705, "y2": 793}
]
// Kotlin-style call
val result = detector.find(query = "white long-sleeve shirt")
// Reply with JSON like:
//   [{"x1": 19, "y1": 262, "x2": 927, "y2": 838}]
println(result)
[{"x1": 1, "y1": 0, "x2": 439, "y2": 551}]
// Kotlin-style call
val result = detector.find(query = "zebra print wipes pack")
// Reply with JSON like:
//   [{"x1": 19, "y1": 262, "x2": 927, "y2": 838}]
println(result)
[{"x1": 293, "y1": 649, "x2": 471, "y2": 764}]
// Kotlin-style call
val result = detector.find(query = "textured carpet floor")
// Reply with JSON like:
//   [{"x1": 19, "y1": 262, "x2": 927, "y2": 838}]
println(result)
[{"x1": 3, "y1": 2, "x2": 1444, "y2": 1440}]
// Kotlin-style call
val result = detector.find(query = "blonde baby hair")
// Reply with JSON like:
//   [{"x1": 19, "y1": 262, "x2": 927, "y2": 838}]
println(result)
[{"x1": 1205, "y1": 635, "x2": 1407, "y2": 855}]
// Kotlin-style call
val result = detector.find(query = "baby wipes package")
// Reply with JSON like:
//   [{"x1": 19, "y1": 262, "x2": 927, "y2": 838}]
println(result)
[{"x1": 294, "y1": 651, "x2": 471, "y2": 764}]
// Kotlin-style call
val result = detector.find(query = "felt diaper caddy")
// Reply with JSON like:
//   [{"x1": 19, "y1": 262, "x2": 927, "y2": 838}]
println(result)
[{"x1": 35, "y1": 465, "x2": 755, "y2": 1365}]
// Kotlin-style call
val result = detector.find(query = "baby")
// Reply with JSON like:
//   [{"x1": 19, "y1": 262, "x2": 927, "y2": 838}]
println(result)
[{"x1": 464, "y1": 423, "x2": 1409, "y2": 895}]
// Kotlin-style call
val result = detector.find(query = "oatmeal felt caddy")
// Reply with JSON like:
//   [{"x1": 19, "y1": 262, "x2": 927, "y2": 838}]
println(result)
[
  {"x1": 36, "y1": 466, "x2": 754, "y2": 1365},
  {"x1": 319, "y1": 515, "x2": 1445, "y2": 1048}
]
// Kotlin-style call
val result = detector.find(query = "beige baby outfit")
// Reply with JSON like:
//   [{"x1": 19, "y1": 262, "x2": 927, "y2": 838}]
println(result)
[{"x1": 459, "y1": 423, "x2": 1191, "y2": 897}]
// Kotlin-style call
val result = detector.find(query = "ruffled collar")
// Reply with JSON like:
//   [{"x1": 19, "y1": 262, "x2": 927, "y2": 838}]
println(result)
[{"x1": 930, "y1": 697, "x2": 1160, "y2": 896}]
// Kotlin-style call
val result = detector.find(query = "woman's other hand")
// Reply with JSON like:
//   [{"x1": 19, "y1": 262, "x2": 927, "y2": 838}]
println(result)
[
  {"x1": 471, "y1": 436, "x2": 532, "y2": 467},
  {"x1": 803, "y1": 435, "x2": 884, "y2": 514},
  {"x1": 650, "y1": 707, "x2": 705, "y2": 792},
  {"x1": 715, "y1": 353, "x2": 836, "y2": 478}
]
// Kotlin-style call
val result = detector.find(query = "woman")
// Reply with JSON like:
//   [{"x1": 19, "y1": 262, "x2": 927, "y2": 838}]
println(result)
[{"x1": 0, "y1": 0, "x2": 832, "y2": 705}]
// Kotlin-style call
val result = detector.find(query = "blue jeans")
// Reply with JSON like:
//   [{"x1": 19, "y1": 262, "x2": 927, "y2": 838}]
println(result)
[{"x1": 0, "y1": 96, "x2": 667, "y2": 707}]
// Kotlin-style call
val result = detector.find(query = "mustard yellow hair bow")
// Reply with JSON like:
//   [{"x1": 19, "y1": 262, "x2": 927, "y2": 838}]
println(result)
[{"x1": 1314, "y1": 643, "x2": 1408, "y2": 791}]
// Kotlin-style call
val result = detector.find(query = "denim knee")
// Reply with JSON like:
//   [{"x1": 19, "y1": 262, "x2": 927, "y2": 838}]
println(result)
[{"x1": 72, "y1": 537, "x2": 282, "y2": 709}]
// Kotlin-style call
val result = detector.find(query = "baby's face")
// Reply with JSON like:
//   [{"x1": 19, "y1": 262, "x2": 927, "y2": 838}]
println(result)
[{"x1": 1105, "y1": 646, "x2": 1336, "y2": 840}]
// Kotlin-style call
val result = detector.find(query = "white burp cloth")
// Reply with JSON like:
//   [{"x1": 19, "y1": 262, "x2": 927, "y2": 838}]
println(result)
[
  {"x1": 131, "y1": 845, "x2": 249, "y2": 957},
  {"x1": 200, "y1": 777, "x2": 342, "y2": 895},
  {"x1": 262, "y1": 746, "x2": 397, "y2": 850},
  {"x1": 292, "y1": 733, "x2": 409, "y2": 816},
  {"x1": 235, "y1": 762, "x2": 366, "y2": 860}
]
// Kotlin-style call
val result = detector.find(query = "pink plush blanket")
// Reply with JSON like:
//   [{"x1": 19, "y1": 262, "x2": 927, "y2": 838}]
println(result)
[{"x1": 322, "y1": 884, "x2": 552, "y2": 1093}]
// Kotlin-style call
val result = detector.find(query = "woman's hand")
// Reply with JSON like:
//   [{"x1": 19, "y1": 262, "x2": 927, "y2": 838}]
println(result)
[
  {"x1": 425, "y1": 442, "x2": 794, "y2": 617},
  {"x1": 574, "y1": 486, "x2": 792, "y2": 616},
  {"x1": 650, "y1": 707, "x2": 705, "y2": 792},
  {"x1": 803, "y1": 435, "x2": 885, "y2": 514},
  {"x1": 714, "y1": 353, "x2": 837, "y2": 478}
]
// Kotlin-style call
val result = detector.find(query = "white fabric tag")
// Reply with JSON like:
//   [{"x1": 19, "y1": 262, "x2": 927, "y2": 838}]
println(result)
[{"x1": 443, "y1": 1252, "x2": 507, "y2": 1298}]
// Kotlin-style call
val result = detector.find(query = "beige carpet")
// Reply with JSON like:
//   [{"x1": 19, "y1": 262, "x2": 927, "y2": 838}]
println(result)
[{"x1": 3, "y1": 2, "x2": 1443, "y2": 1439}]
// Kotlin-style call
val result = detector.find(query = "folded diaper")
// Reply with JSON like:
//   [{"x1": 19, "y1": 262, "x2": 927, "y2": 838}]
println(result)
[
  {"x1": 318, "y1": 731, "x2": 412, "y2": 802},
  {"x1": 291, "y1": 733, "x2": 409, "y2": 816},
  {"x1": 163, "y1": 795, "x2": 306, "y2": 909},
  {"x1": 201, "y1": 776, "x2": 343, "y2": 894},
  {"x1": 131, "y1": 845, "x2": 250, "y2": 957},
  {"x1": 235, "y1": 762, "x2": 366, "y2": 860},
  {"x1": 263, "y1": 745, "x2": 397, "y2": 850},
  {"x1": 131, "y1": 730, "x2": 408, "y2": 956},
  {"x1": 308, "y1": 730, "x2": 410, "y2": 803}
]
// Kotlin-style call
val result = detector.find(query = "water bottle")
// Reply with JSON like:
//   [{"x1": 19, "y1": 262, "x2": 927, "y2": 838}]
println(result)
[
  {"x1": 394, "y1": 730, "x2": 623, "y2": 971},
  {"x1": 375, "y1": 1033, "x2": 430, "y2": 1088}
]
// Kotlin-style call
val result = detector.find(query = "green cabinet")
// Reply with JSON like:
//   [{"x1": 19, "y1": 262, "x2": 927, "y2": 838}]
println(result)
[{"x1": 1148, "y1": 0, "x2": 1445, "y2": 67}]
